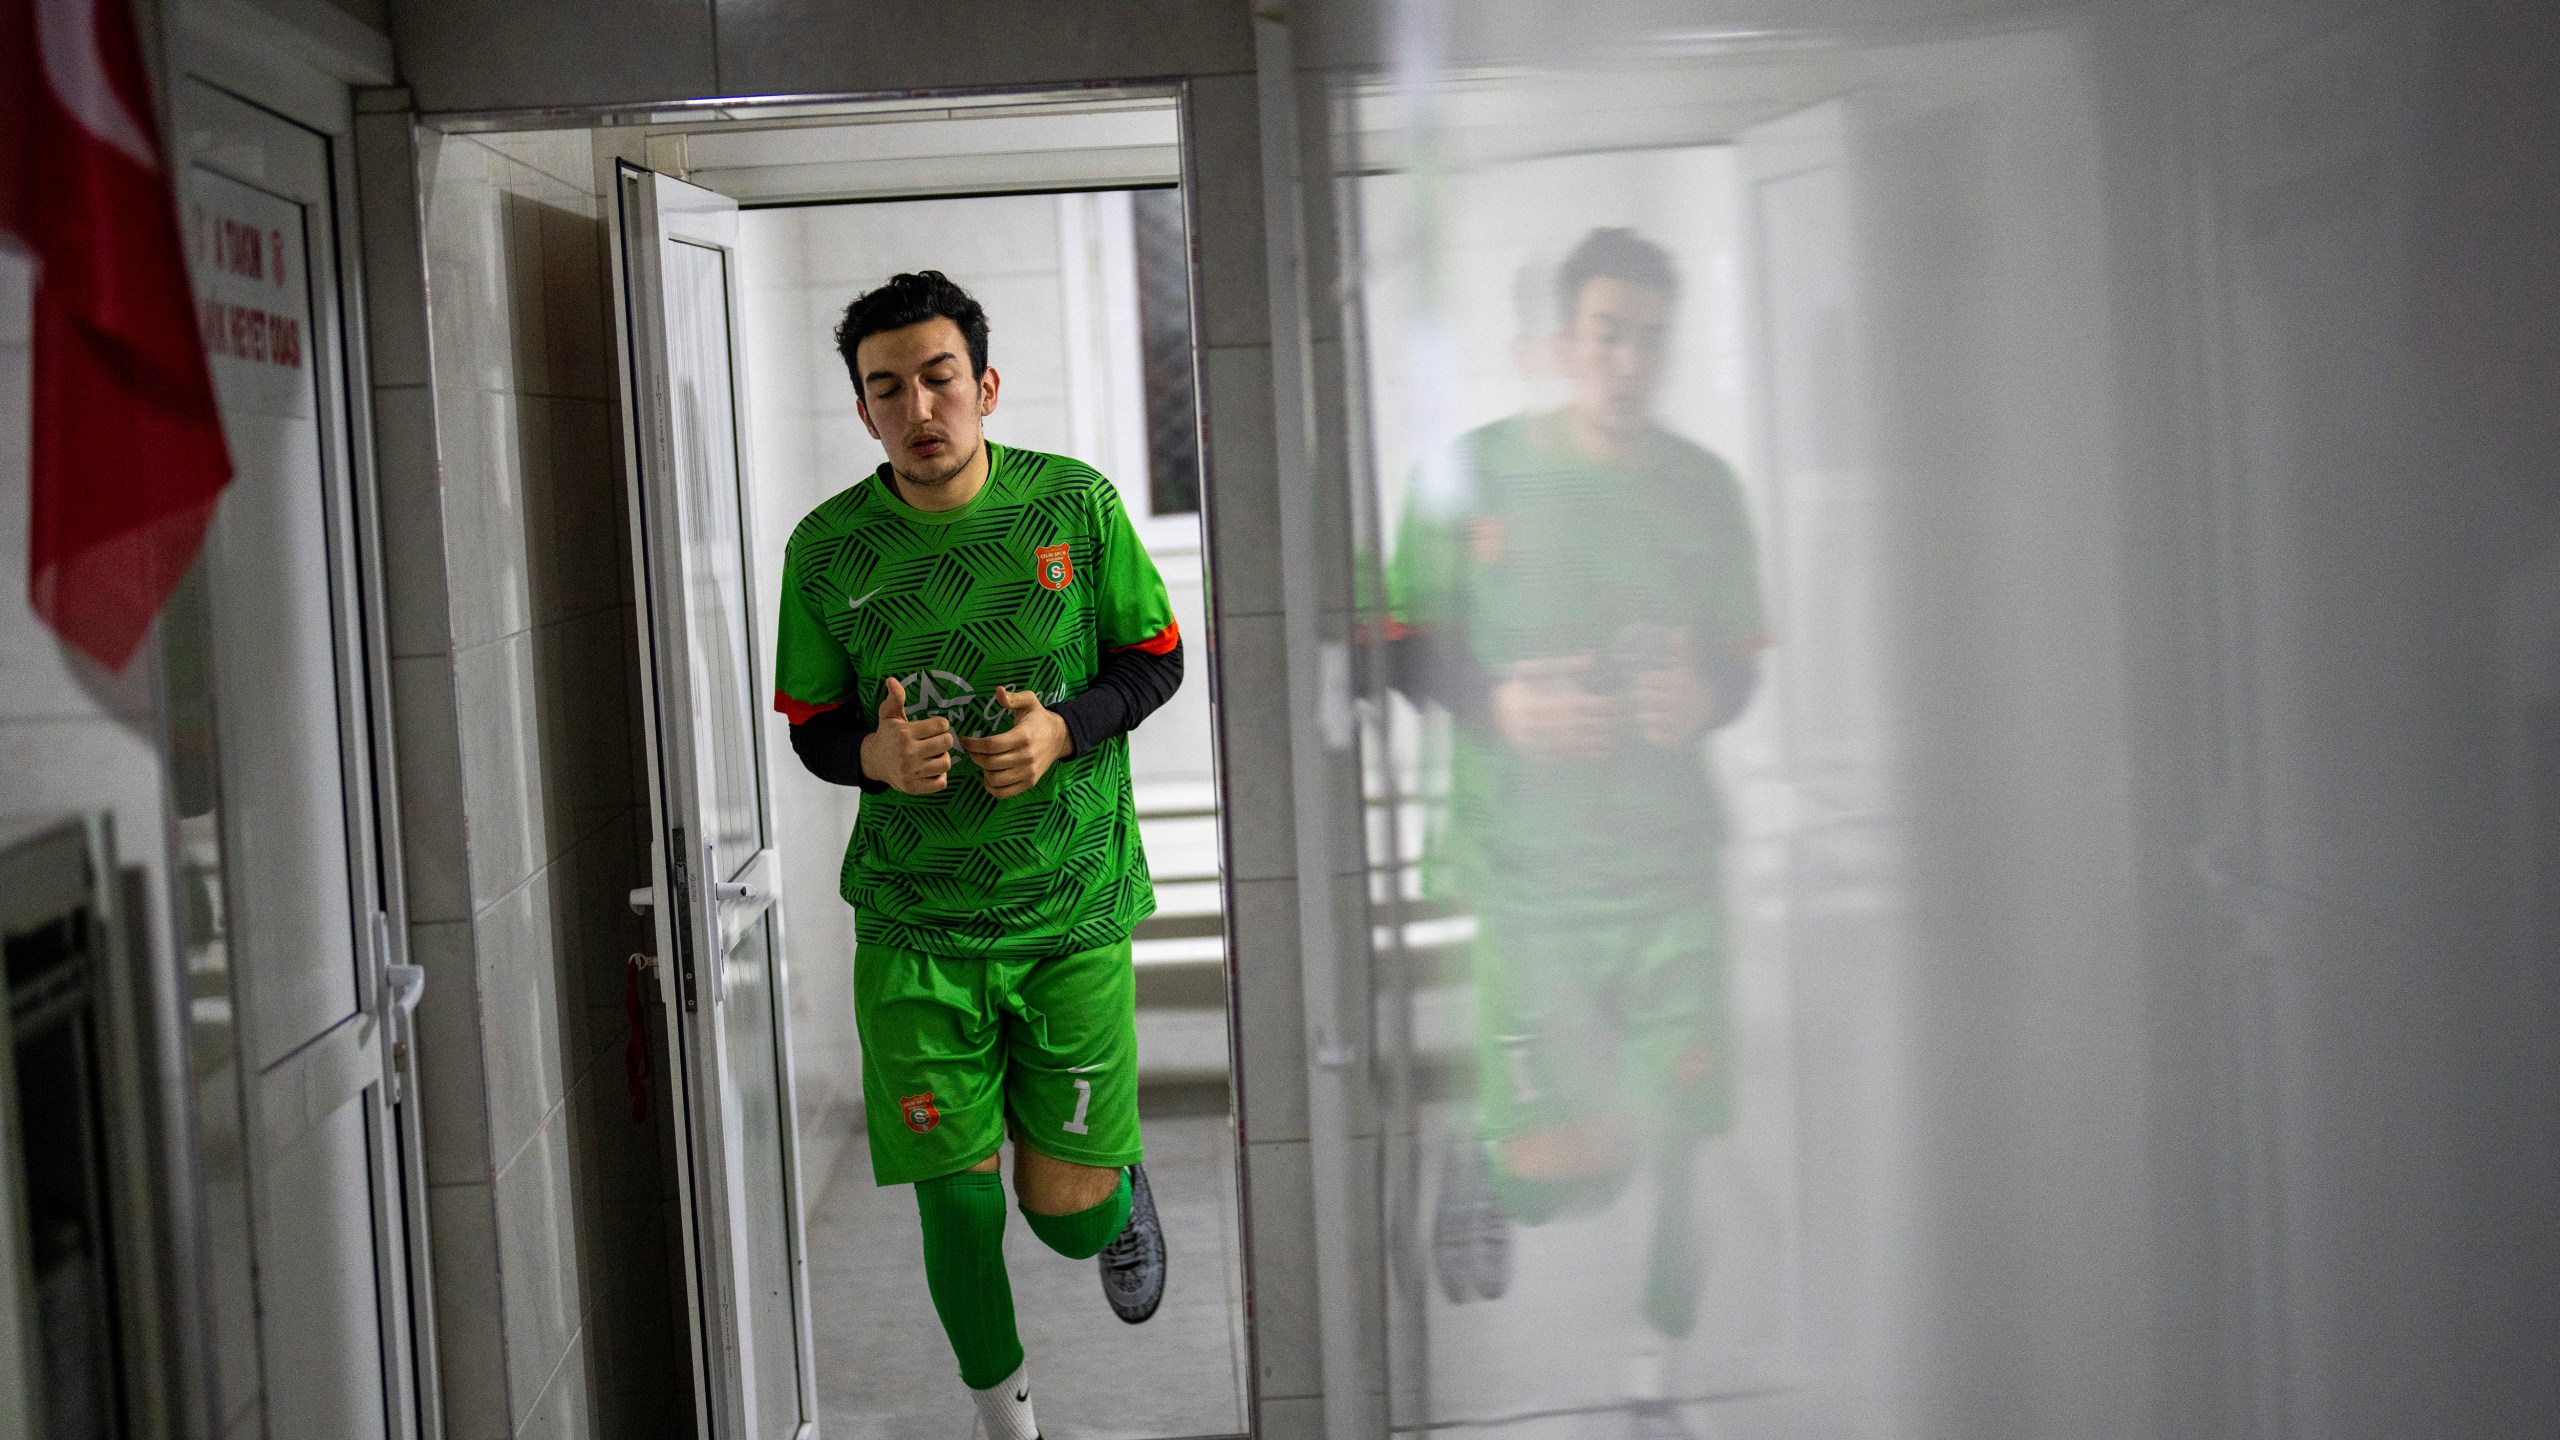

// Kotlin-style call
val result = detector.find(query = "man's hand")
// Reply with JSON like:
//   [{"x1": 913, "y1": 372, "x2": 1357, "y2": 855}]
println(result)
[
  {"x1": 1490, "y1": 655, "x2": 1614, "y2": 759},
  {"x1": 961, "y1": 687, "x2": 1071, "y2": 799},
  {"x1": 860, "y1": 677, "x2": 953, "y2": 794},
  {"x1": 1631, "y1": 661, "x2": 1721, "y2": 749}
]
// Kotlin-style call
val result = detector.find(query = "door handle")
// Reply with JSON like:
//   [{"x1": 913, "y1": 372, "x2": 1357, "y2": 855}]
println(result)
[
  {"x1": 630, "y1": 884, "x2": 657, "y2": 914},
  {"x1": 380, "y1": 933, "x2": 427, "y2": 1105},
  {"x1": 386, "y1": 963, "x2": 426, "y2": 1017},
  {"x1": 714, "y1": 879, "x2": 755, "y2": 903}
]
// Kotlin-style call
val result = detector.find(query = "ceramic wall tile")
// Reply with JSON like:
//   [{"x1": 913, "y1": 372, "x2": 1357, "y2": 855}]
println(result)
[
  {"x1": 408, "y1": 919, "x2": 492, "y2": 1185},
  {"x1": 390, "y1": 0, "x2": 717, "y2": 117},
  {"x1": 494, "y1": 1105, "x2": 585, "y2": 1430},
  {"x1": 1201, "y1": 344, "x2": 1283, "y2": 620},
  {"x1": 371, "y1": 385, "x2": 453, "y2": 658},
  {"x1": 1242, "y1": 1136, "x2": 1320, "y2": 1398},
  {"x1": 354, "y1": 112, "x2": 432, "y2": 390},
  {"x1": 1228, "y1": 876, "x2": 1308, "y2": 1143},
  {"x1": 475, "y1": 863, "x2": 570, "y2": 1174},
  {"x1": 1211, "y1": 611, "x2": 1297, "y2": 882},
  {"x1": 456, "y1": 631, "x2": 551, "y2": 904},
  {"x1": 427, "y1": 1183, "x2": 510, "y2": 1440},
  {"x1": 390, "y1": 653, "x2": 472, "y2": 923},
  {"x1": 435, "y1": 386, "x2": 535, "y2": 651},
  {"x1": 1184, "y1": 74, "x2": 1272, "y2": 351}
]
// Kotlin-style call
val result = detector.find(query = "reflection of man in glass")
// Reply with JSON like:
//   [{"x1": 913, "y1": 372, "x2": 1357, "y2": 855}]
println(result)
[{"x1": 1389, "y1": 228, "x2": 1764, "y2": 1423}]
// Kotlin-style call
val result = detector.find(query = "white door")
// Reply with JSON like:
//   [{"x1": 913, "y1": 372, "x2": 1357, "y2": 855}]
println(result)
[
  {"x1": 173, "y1": 80, "x2": 431, "y2": 1440},
  {"x1": 610, "y1": 162, "x2": 821, "y2": 1440}
]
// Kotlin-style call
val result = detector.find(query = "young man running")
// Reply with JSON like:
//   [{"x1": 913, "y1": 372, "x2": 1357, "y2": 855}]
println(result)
[
  {"x1": 1389, "y1": 228, "x2": 1765, "y2": 1437},
  {"x1": 773, "y1": 270, "x2": 1181, "y2": 1438}
]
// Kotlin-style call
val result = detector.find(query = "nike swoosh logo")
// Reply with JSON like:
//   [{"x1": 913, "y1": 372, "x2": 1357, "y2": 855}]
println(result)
[
  {"x1": 848, "y1": 587, "x2": 883, "y2": 610},
  {"x1": 1015, "y1": 1388, "x2": 1029, "y2": 1403}
]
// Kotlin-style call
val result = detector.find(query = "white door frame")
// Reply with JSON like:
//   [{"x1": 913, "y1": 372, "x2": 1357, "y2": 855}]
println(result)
[
  {"x1": 612, "y1": 161, "x2": 823, "y2": 1440},
  {"x1": 170, "y1": 71, "x2": 436, "y2": 1440}
]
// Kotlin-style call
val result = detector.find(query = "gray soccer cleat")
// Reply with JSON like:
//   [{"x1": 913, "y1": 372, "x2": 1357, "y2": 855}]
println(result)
[
  {"x1": 1098, "y1": 1163, "x2": 1166, "y2": 1323},
  {"x1": 1433, "y1": 1126, "x2": 1514, "y2": 1304}
]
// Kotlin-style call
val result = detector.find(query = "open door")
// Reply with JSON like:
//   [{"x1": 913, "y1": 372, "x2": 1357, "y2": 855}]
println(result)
[{"x1": 610, "y1": 162, "x2": 821, "y2": 1440}]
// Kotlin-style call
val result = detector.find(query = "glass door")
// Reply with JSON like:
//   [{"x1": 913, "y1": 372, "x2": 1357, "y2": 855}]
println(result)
[{"x1": 611, "y1": 161, "x2": 820, "y2": 1440}]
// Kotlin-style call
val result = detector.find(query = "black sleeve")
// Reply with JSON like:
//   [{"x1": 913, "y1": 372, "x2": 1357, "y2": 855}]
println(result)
[
  {"x1": 1701, "y1": 645, "x2": 1762, "y2": 730},
  {"x1": 788, "y1": 702, "x2": 889, "y2": 793},
  {"x1": 1388, "y1": 628, "x2": 1761, "y2": 732},
  {"x1": 1386, "y1": 625, "x2": 1495, "y2": 728},
  {"x1": 1052, "y1": 639, "x2": 1184, "y2": 757}
]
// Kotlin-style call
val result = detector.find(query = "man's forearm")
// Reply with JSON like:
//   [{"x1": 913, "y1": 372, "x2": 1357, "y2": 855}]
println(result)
[
  {"x1": 790, "y1": 703, "x2": 890, "y2": 793},
  {"x1": 1387, "y1": 626, "x2": 1495, "y2": 727},
  {"x1": 1052, "y1": 639, "x2": 1184, "y2": 756},
  {"x1": 1699, "y1": 646, "x2": 1760, "y2": 730}
]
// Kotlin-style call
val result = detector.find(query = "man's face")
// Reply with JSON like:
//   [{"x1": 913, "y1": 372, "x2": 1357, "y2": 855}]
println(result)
[
  {"x1": 1553, "y1": 276, "x2": 1671, "y2": 434},
  {"x1": 854, "y1": 316, "x2": 1000, "y2": 488}
]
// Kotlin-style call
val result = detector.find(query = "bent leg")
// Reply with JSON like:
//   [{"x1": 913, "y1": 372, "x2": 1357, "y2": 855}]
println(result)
[
  {"x1": 1013, "y1": 1143, "x2": 1131, "y2": 1258},
  {"x1": 1001, "y1": 940, "x2": 1144, "y2": 1257},
  {"x1": 1489, "y1": 1122, "x2": 1635, "y2": 1223}
]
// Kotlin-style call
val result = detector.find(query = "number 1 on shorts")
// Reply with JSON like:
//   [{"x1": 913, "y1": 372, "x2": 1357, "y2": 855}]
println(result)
[{"x1": 1064, "y1": 1077, "x2": 1092, "y2": 1135}]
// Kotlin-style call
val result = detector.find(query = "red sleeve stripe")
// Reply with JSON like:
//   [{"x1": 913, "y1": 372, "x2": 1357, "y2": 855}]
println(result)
[
  {"x1": 773, "y1": 689, "x2": 845, "y2": 725},
  {"x1": 1109, "y1": 619, "x2": 1181, "y2": 656}
]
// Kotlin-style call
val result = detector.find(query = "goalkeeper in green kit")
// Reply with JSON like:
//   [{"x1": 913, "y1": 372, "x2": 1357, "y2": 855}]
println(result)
[
  {"x1": 773, "y1": 271, "x2": 1180, "y2": 1439},
  {"x1": 1389, "y1": 229, "x2": 1765, "y2": 1436}
]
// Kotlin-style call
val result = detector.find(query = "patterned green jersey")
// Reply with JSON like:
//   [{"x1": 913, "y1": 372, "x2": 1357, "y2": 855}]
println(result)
[
  {"x1": 774, "y1": 444, "x2": 1177, "y2": 958},
  {"x1": 1388, "y1": 412, "x2": 1766, "y2": 921}
]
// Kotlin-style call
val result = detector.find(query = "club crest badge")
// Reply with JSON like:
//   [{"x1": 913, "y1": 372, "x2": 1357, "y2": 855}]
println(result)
[
  {"x1": 899, "y1": 1092, "x2": 941, "y2": 1133},
  {"x1": 1035, "y1": 542, "x2": 1073, "y2": 591}
]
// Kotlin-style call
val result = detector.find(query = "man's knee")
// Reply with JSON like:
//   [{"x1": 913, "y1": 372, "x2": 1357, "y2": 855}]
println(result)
[
  {"x1": 1490, "y1": 1124, "x2": 1632, "y2": 1224},
  {"x1": 1012, "y1": 1145, "x2": 1132, "y2": 1259},
  {"x1": 1012, "y1": 1145, "x2": 1119, "y2": 1215}
]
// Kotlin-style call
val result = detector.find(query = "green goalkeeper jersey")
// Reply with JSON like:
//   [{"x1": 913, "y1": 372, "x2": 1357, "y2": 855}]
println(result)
[
  {"x1": 1388, "y1": 411, "x2": 1766, "y2": 921},
  {"x1": 773, "y1": 443, "x2": 1177, "y2": 958}
]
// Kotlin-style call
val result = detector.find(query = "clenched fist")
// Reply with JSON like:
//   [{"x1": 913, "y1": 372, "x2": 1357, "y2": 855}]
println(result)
[
  {"x1": 959, "y1": 686, "x2": 1071, "y2": 799},
  {"x1": 1490, "y1": 655, "x2": 1615, "y2": 760},
  {"x1": 860, "y1": 676, "x2": 954, "y2": 794},
  {"x1": 1631, "y1": 660, "x2": 1721, "y2": 749}
]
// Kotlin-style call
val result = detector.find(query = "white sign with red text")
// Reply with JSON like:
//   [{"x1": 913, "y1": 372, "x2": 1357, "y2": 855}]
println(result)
[{"x1": 188, "y1": 169, "x2": 312, "y2": 420}]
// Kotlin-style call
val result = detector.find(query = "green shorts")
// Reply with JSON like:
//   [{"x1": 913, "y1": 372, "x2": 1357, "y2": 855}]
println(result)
[
  {"x1": 854, "y1": 936, "x2": 1145, "y2": 1187},
  {"x1": 1470, "y1": 903, "x2": 1733, "y2": 1144}
]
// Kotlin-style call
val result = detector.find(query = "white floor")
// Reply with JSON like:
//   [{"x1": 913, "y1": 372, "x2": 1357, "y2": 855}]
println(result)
[{"x1": 803, "y1": 1106, "x2": 1250, "y2": 1440}]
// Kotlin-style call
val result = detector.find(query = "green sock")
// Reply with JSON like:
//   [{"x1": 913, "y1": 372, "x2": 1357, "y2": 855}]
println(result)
[
  {"x1": 1020, "y1": 1168, "x2": 1132, "y2": 1259},
  {"x1": 914, "y1": 1170, "x2": 1023, "y2": 1389},
  {"x1": 1642, "y1": 1140, "x2": 1704, "y2": 1340}
]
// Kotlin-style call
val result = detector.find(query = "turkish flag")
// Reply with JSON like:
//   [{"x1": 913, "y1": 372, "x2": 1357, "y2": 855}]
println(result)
[{"x1": 1, "y1": 0, "x2": 232, "y2": 671}]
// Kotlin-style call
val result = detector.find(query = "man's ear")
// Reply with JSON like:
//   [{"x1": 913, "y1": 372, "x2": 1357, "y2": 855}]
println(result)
[
  {"x1": 855, "y1": 396, "x2": 880, "y2": 440},
  {"x1": 978, "y1": 364, "x2": 1001, "y2": 416}
]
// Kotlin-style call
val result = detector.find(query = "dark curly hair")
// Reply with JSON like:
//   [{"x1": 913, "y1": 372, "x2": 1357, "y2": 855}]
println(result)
[
  {"x1": 1555, "y1": 227, "x2": 1678, "y2": 326},
  {"x1": 833, "y1": 270, "x2": 991, "y2": 383}
]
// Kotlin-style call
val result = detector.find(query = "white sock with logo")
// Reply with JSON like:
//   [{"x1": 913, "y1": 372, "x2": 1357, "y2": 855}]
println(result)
[{"x1": 970, "y1": 1360, "x2": 1038, "y2": 1440}]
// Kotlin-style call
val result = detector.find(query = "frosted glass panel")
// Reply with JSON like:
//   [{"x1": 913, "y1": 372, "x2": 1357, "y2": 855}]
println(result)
[{"x1": 665, "y1": 237, "x2": 766, "y2": 881}]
